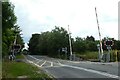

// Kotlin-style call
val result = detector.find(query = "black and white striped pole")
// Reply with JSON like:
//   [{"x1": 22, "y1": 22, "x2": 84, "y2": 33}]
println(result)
[{"x1": 95, "y1": 7, "x2": 104, "y2": 62}]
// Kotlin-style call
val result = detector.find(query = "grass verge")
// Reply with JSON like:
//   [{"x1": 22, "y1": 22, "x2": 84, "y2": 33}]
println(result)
[
  {"x1": 2, "y1": 54, "x2": 53, "y2": 79},
  {"x1": 0, "y1": 61, "x2": 2, "y2": 79},
  {"x1": 76, "y1": 50, "x2": 120, "y2": 62},
  {"x1": 76, "y1": 51, "x2": 98, "y2": 60}
]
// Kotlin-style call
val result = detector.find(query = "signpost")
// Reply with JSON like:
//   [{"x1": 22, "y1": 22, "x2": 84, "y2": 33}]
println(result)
[
  {"x1": 68, "y1": 25, "x2": 73, "y2": 60},
  {"x1": 12, "y1": 44, "x2": 21, "y2": 54},
  {"x1": 62, "y1": 47, "x2": 67, "y2": 59},
  {"x1": 9, "y1": 35, "x2": 21, "y2": 61},
  {"x1": 58, "y1": 47, "x2": 68, "y2": 59},
  {"x1": 97, "y1": 44, "x2": 101, "y2": 61}
]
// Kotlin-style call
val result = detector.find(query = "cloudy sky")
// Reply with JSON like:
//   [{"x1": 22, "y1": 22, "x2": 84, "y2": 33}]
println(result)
[{"x1": 10, "y1": 0, "x2": 119, "y2": 45}]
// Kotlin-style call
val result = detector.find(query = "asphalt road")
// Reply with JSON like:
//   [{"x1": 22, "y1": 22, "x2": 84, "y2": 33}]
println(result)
[{"x1": 25, "y1": 55, "x2": 119, "y2": 80}]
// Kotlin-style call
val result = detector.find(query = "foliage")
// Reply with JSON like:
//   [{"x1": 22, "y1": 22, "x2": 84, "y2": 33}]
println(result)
[
  {"x1": 28, "y1": 25, "x2": 120, "y2": 58},
  {"x1": 28, "y1": 26, "x2": 69, "y2": 57},
  {"x1": 73, "y1": 36, "x2": 97, "y2": 53},
  {"x1": 75, "y1": 51, "x2": 98, "y2": 60},
  {"x1": 2, "y1": 2, "x2": 24, "y2": 57}
]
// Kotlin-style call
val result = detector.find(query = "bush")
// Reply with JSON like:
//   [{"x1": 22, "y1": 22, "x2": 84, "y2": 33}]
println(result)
[
  {"x1": 109, "y1": 50, "x2": 120, "y2": 62},
  {"x1": 2, "y1": 43, "x2": 8, "y2": 57},
  {"x1": 117, "y1": 50, "x2": 120, "y2": 61},
  {"x1": 76, "y1": 51, "x2": 98, "y2": 60}
]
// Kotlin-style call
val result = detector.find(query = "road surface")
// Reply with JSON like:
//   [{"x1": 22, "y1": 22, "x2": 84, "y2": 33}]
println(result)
[{"x1": 24, "y1": 55, "x2": 119, "y2": 80}]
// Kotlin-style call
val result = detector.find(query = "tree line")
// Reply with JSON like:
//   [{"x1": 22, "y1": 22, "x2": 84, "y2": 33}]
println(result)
[
  {"x1": 2, "y1": 1, "x2": 24, "y2": 57},
  {"x1": 28, "y1": 26, "x2": 69, "y2": 57},
  {"x1": 28, "y1": 26, "x2": 120, "y2": 58}
]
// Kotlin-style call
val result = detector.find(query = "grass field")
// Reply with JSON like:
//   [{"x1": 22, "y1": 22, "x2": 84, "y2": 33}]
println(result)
[{"x1": 2, "y1": 54, "x2": 53, "y2": 79}]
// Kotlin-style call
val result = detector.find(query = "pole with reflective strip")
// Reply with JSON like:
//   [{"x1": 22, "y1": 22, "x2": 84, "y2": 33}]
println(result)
[{"x1": 95, "y1": 7, "x2": 103, "y2": 61}]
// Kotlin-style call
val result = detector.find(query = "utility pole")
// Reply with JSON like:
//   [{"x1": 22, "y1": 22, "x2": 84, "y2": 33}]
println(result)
[
  {"x1": 95, "y1": 7, "x2": 103, "y2": 61},
  {"x1": 68, "y1": 25, "x2": 73, "y2": 60}
]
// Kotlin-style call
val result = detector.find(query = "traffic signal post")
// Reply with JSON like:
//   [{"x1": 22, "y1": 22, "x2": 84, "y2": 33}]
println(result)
[
  {"x1": 106, "y1": 45, "x2": 111, "y2": 62},
  {"x1": 104, "y1": 40, "x2": 114, "y2": 62},
  {"x1": 9, "y1": 35, "x2": 21, "y2": 61}
]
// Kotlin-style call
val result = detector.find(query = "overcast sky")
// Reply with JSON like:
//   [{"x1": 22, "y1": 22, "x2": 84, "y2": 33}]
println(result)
[{"x1": 10, "y1": 0, "x2": 119, "y2": 47}]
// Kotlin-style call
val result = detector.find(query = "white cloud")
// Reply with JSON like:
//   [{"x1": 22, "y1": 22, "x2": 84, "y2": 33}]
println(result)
[{"x1": 10, "y1": 0, "x2": 119, "y2": 44}]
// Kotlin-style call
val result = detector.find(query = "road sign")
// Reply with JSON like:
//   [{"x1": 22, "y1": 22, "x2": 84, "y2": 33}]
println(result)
[
  {"x1": 62, "y1": 47, "x2": 67, "y2": 53},
  {"x1": 12, "y1": 44, "x2": 21, "y2": 52},
  {"x1": 104, "y1": 40, "x2": 114, "y2": 46},
  {"x1": 103, "y1": 40, "x2": 114, "y2": 62}
]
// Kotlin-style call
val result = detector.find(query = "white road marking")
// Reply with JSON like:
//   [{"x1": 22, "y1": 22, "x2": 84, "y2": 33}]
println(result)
[
  {"x1": 44, "y1": 65, "x2": 65, "y2": 68},
  {"x1": 27, "y1": 55, "x2": 119, "y2": 79},
  {"x1": 57, "y1": 61, "x2": 63, "y2": 66},
  {"x1": 27, "y1": 60, "x2": 41, "y2": 68},
  {"x1": 51, "y1": 62, "x2": 53, "y2": 67},
  {"x1": 67, "y1": 61, "x2": 81, "y2": 63},
  {"x1": 28, "y1": 55, "x2": 40, "y2": 61},
  {"x1": 36, "y1": 60, "x2": 40, "y2": 64},
  {"x1": 63, "y1": 64, "x2": 119, "y2": 79},
  {"x1": 28, "y1": 55, "x2": 43, "y2": 64},
  {"x1": 40, "y1": 61, "x2": 46, "y2": 67}
]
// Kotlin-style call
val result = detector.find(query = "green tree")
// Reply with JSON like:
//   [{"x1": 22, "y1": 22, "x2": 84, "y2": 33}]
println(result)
[
  {"x1": 73, "y1": 36, "x2": 97, "y2": 54},
  {"x1": 28, "y1": 26, "x2": 69, "y2": 57},
  {"x1": 86, "y1": 36, "x2": 95, "y2": 42},
  {"x1": 2, "y1": 2, "x2": 24, "y2": 57},
  {"x1": 49, "y1": 26, "x2": 69, "y2": 56},
  {"x1": 73, "y1": 37, "x2": 86, "y2": 53},
  {"x1": 28, "y1": 34, "x2": 40, "y2": 55},
  {"x1": 2, "y1": 2, "x2": 17, "y2": 32}
]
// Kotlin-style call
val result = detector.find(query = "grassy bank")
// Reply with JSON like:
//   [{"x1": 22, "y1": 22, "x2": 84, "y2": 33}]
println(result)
[
  {"x1": 76, "y1": 50, "x2": 120, "y2": 62},
  {"x1": 2, "y1": 54, "x2": 53, "y2": 79},
  {"x1": 0, "y1": 61, "x2": 2, "y2": 79},
  {"x1": 76, "y1": 51, "x2": 98, "y2": 60}
]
